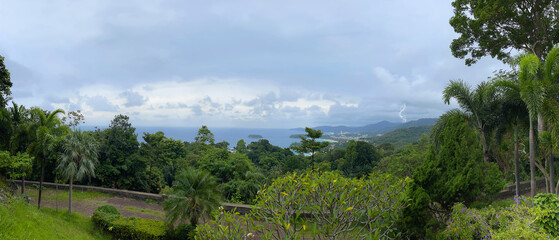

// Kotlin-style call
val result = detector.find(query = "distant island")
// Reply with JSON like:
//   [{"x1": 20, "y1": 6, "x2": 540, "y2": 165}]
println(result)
[{"x1": 248, "y1": 134, "x2": 263, "y2": 139}]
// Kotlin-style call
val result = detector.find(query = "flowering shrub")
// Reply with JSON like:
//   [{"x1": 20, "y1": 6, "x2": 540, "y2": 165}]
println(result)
[
  {"x1": 195, "y1": 206, "x2": 266, "y2": 240},
  {"x1": 195, "y1": 171, "x2": 409, "y2": 240}
]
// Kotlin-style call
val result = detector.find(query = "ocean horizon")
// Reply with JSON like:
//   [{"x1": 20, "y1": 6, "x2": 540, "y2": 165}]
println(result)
[{"x1": 82, "y1": 126, "x2": 306, "y2": 148}]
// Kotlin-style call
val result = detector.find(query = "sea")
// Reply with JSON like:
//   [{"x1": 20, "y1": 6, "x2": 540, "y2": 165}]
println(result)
[{"x1": 82, "y1": 126, "x2": 306, "y2": 148}]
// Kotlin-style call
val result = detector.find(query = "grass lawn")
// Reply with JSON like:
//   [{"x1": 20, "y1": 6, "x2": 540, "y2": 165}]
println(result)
[
  {"x1": 124, "y1": 206, "x2": 165, "y2": 217},
  {"x1": 25, "y1": 187, "x2": 111, "y2": 202},
  {"x1": 0, "y1": 200, "x2": 112, "y2": 240}
]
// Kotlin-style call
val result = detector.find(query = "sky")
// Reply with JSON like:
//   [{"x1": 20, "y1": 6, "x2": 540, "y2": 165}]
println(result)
[{"x1": 0, "y1": 0, "x2": 509, "y2": 128}]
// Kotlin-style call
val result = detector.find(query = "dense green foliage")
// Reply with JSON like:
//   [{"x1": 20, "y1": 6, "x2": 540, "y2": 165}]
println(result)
[
  {"x1": 533, "y1": 193, "x2": 559, "y2": 236},
  {"x1": 94, "y1": 114, "x2": 144, "y2": 191},
  {"x1": 0, "y1": 151, "x2": 33, "y2": 179},
  {"x1": 376, "y1": 134, "x2": 430, "y2": 179},
  {"x1": 438, "y1": 197, "x2": 550, "y2": 239},
  {"x1": 450, "y1": 0, "x2": 559, "y2": 65},
  {"x1": 404, "y1": 113, "x2": 505, "y2": 237},
  {"x1": 0, "y1": 55, "x2": 12, "y2": 108}
]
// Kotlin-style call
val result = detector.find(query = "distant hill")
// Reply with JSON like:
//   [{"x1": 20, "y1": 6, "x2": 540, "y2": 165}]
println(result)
[
  {"x1": 293, "y1": 118, "x2": 438, "y2": 136},
  {"x1": 311, "y1": 120, "x2": 399, "y2": 135},
  {"x1": 368, "y1": 125, "x2": 432, "y2": 148}
]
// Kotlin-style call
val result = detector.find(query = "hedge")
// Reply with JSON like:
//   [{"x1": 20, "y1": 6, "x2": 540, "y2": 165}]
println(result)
[
  {"x1": 91, "y1": 205, "x2": 167, "y2": 240},
  {"x1": 91, "y1": 205, "x2": 122, "y2": 229},
  {"x1": 110, "y1": 217, "x2": 167, "y2": 240}
]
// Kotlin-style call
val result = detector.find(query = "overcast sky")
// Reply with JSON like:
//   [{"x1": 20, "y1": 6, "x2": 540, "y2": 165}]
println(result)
[{"x1": 0, "y1": 0, "x2": 508, "y2": 128}]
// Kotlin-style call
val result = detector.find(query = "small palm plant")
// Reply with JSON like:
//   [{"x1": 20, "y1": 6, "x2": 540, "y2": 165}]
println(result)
[
  {"x1": 164, "y1": 167, "x2": 221, "y2": 228},
  {"x1": 57, "y1": 129, "x2": 99, "y2": 214}
]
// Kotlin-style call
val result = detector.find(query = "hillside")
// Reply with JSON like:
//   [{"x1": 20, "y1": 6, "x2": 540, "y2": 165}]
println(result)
[
  {"x1": 368, "y1": 125, "x2": 432, "y2": 148},
  {"x1": 294, "y1": 118, "x2": 438, "y2": 136}
]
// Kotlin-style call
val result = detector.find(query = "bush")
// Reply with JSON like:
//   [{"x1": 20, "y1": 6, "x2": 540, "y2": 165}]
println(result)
[
  {"x1": 438, "y1": 196, "x2": 551, "y2": 239},
  {"x1": 168, "y1": 223, "x2": 196, "y2": 240},
  {"x1": 91, "y1": 205, "x2": 122, "y2": 229},
  {"x1": 534, "y1": 193, "x2": 559, "y2": 236},
  {"x1": 92, "y1": 205, "x2": 167, "y2": 240},
  {"x1": 253, "y1": 171, "x2": 409, "y2": 239},
  {"x1": 196, "y1": 207, "x2": 265, "y2": 240},
  {"x1": 110, "y1": 217, "x2": 167, "y2": 240}
]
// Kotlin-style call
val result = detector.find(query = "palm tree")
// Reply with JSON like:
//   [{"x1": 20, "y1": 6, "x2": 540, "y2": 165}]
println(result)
[
  {"x1": 492, "y1": 76, "x2": 529, "y2": 196},
  {"x1": 505, "y1": 48, "x2": 559, "y2": 197},
  {"x1": 28, "y1": 107, "x2": 66, "y2": 209},
  {"x1": 517, "y1": 54, "x2": 546, "y2": 197},
  {"x1": 57, "y1": 129, "x2": 99, "y2": 214},
  {"x1": 442, "y1": 80, "x2": 503, "y2": 162},
  {"x1": 163, "y1": 168, "x2": 221, "y2": 228},
  {"x1": 7, "y1": 102, "x2": 32, "y2": 194}
]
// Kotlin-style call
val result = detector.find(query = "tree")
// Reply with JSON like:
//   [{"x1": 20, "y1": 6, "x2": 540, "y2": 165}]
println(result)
[
  {"x1": 250, "y1": 171, "x2": 409, "y2": 239},
  {"x1": 450, "y1": 0, "x2": 559, "y2": 65},
  {"x1": 0, "y1": 151, "x2": 33, "y2": 182},
  {"x1": 27, "y1": 107, "x2": 66, "y2": 209},
  {"x1": 57, "y1": 129, "x2": 99, "y2": 214},
  {"x1": 340, "y1": 140, "x2": 381, "y2": 178},
  {"x1": 234, "y1": 139, "x2": 247, "y2": 154},
  {"x1": 376, "y1": 134, "x2": 430, "y2": 179},
  {"x1": 195, "y1": 125, "x2": 214, "y2": 145},
  {"x1": 140, "y1": 131, "x2": 166, "y2": 192},
  {"x1": 291, "y1": 127, "x2": 329, "y2": 171},
  {"x1": 514, "y1": 51, "x2": 559, "y2": 197},
  {"x1": 95, "y1": 114, "x2": 141, "y2": 189},
  {"x1": 0, "y1": 55, "x2": 12, "y2": 108},
  {"x1": 442, "y1": 80, "x2": 503, "y2": 162},
  {"x1": 405, "y1": 113, "x2": 505, "y2": 237},
  {"x1": 492, "y1": 75, "x2": 530, "y2": 196},
  {"x1": 163, "y1": 168, "x2": 221, "y2": 228}
]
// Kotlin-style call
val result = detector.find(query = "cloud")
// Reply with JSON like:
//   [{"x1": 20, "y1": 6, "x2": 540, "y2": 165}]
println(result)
[
  {"x1": 120, "y1": 91, "x2": 147, "y2": 107},
  {"x1": 1, "y1": 0, "x2": 510, "y2": 127},
  {"x1": 87, "y1": 95, "x2": 118, "y2": 112}
]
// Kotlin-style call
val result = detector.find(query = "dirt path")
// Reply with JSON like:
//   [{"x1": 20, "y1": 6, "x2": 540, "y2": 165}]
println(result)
[{"x1": 24, "y1": 187, "x2": 165, "y2": 220}]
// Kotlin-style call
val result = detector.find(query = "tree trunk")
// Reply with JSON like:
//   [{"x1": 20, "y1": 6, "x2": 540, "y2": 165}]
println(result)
[
  {"x1": 311, "y1": 151, "x2": 315, "y2": 171},
  {"x1": 149, "y1": 162, "x2": 152, "y2": 193},
  {"x1": 69, "y1": 176, "x2": 73, "y2": 215},
  {"x1": 190, "y1": 215, "x2": 198, "y2": 228},
  {"x1": 56, "y1": 184, "x2": 59, "y2": 211},
  {"x1": 481, "y1": 132, "x2": 489, "y2": 162},
  {"x1": 21, "y1": 169, "x2": 25, "y2": 194},
  {"x1": 514, "y1": 124, "x2": 520, "y2": 196},
  {"x1": 38, "y1": 157, "x2": 45, "y2": 210},
  {"x1": 530, "y1": 125, "x2": 536, "y2": 198},
  {"x1": 550, "y1": 153, "x2": 555, "y2": 194}
]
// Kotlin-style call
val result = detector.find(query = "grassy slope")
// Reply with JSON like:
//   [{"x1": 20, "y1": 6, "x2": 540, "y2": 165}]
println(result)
[{"x1": 0, "y1": 200, "x2": 112, "y2": 240}]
